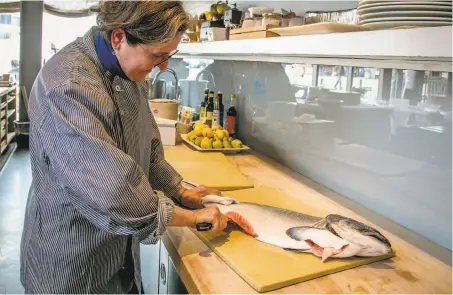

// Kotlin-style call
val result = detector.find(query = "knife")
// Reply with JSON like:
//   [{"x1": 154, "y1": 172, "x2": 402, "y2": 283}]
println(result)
[{"x1": 196, "y1": 222, "x2": 213, "y2": 231}]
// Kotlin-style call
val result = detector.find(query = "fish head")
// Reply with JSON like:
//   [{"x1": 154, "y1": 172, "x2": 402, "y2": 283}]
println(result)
[{"x1": 325, "y1": 214, "x2": 393, "y2": 257}]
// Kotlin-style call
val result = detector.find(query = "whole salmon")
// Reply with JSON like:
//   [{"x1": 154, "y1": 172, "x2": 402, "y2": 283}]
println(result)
[{"x1": 201, "y1": 195, "x2": 392, "y2": 262}]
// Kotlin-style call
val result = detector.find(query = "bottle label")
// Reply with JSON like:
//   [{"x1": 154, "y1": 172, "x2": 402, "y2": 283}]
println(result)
[
  {"x1": 200, "y1": 107, "x2": 206, "y2": 119},
  {"x1": 213, "y1": 110, "x2": 220, "y2": 125},
  {"x1": 206, "y1": 111, "x2": 213, "y2": 121},
  {"x1": 226, "y1": 116, "x2": 236, "y2": 134}
]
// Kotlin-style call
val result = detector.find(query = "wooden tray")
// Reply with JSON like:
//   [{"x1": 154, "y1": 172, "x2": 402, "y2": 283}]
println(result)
[
  {"x1": 181, "y1": 134, "x2": 250, "y2": 154},
  {"x1": 229, "y1": 24, "x2": 282, "y2": 40},
  {"x1": 268, "y1": 22, "x2": 372, "y2": 36}
]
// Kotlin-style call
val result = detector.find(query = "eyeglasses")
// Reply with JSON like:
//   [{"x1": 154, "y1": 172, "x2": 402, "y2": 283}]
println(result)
[
  {"x1": 153, "y1": 49, "x2": 179, "y2": 67},
  {"x1": 139, "y1": 43, "x2": 179, "y2": 68}
]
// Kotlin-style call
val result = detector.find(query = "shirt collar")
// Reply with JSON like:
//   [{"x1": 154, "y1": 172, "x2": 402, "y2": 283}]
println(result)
[{"x1": 93, "y1": 30, "x2": 129, "y2": 81}]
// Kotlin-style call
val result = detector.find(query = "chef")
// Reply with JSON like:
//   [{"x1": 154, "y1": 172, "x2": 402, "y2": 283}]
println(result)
[{"x1": 20, "y1": 1, "x2": 228, "y2": 294}]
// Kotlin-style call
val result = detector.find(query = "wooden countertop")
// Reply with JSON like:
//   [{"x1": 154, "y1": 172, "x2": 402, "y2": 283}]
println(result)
[{"x1": 162, "y1": 144, "x2": 452, "y2": 294}]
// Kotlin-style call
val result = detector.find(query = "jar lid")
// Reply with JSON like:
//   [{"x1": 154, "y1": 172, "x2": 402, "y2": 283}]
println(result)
[{"x1": 263, "y1": 12, "x2": 281, "y2": 17}]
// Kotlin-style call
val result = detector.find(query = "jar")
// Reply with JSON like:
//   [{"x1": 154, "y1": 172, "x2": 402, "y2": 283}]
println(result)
[
  {"x1": 262, "y1": 13, "x2": 282, "y2": 26},
  {"x1": 242, "y1": 12, "x2": 255, "y2": 29},
  {"x1": 289, "y1": 16, "x2": 304, "y2": 27},
  {"x1": 254, "y1": 16, "x2": 263, "y2": 27}
]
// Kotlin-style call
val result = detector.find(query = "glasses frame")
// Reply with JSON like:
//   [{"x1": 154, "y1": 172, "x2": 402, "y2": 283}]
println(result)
[{"x1": 153, "y1": 49, "x2": 179, "y2": 68}]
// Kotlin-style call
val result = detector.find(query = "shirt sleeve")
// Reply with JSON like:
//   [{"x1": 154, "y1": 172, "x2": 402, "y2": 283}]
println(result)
[
  {"x1": 38, "y1": 82, "x2": 174, "y2": 243},
  {"x1": 147, "y1": 125, "x2": 184, "y2": 203}
]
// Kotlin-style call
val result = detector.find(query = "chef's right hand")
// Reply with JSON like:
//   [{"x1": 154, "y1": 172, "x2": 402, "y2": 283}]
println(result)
[{"x1": 193, "y1": 207, "x2": 228, "y2": 235}]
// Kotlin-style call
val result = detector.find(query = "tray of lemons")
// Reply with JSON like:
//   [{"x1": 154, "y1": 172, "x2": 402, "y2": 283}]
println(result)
[{"x1": 182, "y1": 122, "x2": 250, "y2": 154}]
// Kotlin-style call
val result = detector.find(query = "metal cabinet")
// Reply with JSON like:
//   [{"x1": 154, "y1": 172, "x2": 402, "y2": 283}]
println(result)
[
  {"x1": 140, "y1": 241, "x2": 161, "y2": 294},
  {"x1": 140, "y1": 241, "x2": 188, "y2": 295}
]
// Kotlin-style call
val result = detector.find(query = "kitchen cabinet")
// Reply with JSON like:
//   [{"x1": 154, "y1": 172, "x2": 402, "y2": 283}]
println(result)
[{"x1": 140, "y1": 241, "x2": 188, "y2": 295}]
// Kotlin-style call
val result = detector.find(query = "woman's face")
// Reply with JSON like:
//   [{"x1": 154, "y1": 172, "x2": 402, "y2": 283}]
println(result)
[{"x1": 111, "y1": 28, "x2": 181, "y2": 82}]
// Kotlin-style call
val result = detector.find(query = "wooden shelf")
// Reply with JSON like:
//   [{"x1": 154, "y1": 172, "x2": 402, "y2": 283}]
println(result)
[
  {"x1": 6, "y1": 132, "x2": 14, "y2": 145},
  {"x1": 0, "y1": 140, "x2": 6, "y2": 154},
  {"x1": 7, "y1": 109, "x2": 15, "y2": 119},
  {"x1": 176, "y1": 26, "x2": 452, "y2": 71},
  {"x1": 7, "y1": 96, "x2": 15, "y2": 104},
  {"x1": 0, "y1": 86, "x2": 16, "y2": 97},
  {"x1": 0, "y1": 103, "x2": 6, "y2": 110}
]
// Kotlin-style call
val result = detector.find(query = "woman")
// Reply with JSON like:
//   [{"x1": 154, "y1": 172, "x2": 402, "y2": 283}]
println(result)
[{"x1": 20, "y1": 1, "x2": 228, "y2": 294}]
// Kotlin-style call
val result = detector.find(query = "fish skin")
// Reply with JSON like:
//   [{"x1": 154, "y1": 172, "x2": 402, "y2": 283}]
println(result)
[
  {"x1": 205, "y1": 202, "x2": 323, "y2": 250},
  {"x1": 202, "y1": 198, "x2": 392, "y2": 259}
]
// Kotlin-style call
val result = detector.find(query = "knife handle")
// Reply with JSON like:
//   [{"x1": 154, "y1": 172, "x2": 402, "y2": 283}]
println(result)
[{"x1": 196, "y1": 223, "x2": 212, "y2": 231}]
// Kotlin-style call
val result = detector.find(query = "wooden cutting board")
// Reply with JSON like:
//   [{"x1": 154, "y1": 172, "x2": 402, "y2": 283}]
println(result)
[
  {"x1": 164, "y1": 150, "x2": 254, "y2": 191},
  {"x1": 268, "y1": 23, "x2": 372, "y2": 36},
  {"x1": 193, "y1": 187, "x2": 396, "y2": 293}
]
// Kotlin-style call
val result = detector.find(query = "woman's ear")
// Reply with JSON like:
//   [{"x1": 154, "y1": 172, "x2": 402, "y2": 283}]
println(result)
[{"x1": 110, "y1": 28, "x2": 126, "y2": 51}]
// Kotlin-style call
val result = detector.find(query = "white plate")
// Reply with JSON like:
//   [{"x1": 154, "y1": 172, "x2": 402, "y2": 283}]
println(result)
[
  {"x1": 181, "y1": 134, "x2": 250, "y2": 154},
  {"x1": 359, "y1": 1, "x2": 452, "y2": 9},
  {"x1": 360, "y1": 16, "x2": 452, "y2": 24},
  {"x1": 362, "y1": 20, "x2": 452, "y2": 29},
  {"x1": 358, "y1": 4, "x2": 453, "y2": 14},
  {"x1": 359, "y1": 10, "x2": 452, "y2": 20}
]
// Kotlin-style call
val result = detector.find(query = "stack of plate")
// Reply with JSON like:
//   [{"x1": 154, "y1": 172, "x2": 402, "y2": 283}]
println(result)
[{"x1": 357, "y1": 0, "x2": 452, "y2": 30}]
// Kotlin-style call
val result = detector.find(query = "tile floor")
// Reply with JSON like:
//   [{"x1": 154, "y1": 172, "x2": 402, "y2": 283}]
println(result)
[{"x1": 0, "y1": 149, "x2": 30, "y2": 294}]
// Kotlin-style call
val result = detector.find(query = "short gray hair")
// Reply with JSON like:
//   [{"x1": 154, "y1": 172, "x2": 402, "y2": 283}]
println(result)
[{"x1": 96, "y1": 1, "x2": 189, "y2": 45}]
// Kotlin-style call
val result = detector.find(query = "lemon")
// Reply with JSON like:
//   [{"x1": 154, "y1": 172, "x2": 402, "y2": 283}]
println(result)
[
  {"x1": 231, "y1": 139, "x2": 243, "y2": 148},
  {"x1": 215, "y1": 130, "x2": 225, "y2": 140},
  {"x1": 202, "y1": 127, "x2": 214, "y2": 138},
  {"x1": 201, "y1": 137, "x2": 213, "y2": 149},
  {"x1": 194, "y1": 136, "x2": 203, "y2": 147},
  {"x1": 223, "y1": 138, "x2": 232, "y2": 148},
  {"x1": 213, "y1": 139, "x2": 223, "y2": 149}
]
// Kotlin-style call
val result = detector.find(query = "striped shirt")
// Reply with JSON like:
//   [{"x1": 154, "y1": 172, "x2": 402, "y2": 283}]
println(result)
[{"x1": 20, "y1": 26, "x2": 182, "y2": 293}]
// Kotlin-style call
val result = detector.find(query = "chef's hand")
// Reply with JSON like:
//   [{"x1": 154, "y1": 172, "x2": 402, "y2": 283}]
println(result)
[
  {"x1": 179, "y1": 185, "x2": 222, "y2": 209},
  {"x1": 193, "y1": 206, "x2": 228, "y2": 235}
]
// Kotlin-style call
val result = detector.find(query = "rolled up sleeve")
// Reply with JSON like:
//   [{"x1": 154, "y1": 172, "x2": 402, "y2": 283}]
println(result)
[{"x1": 39, "y1": 83, "x2": 173, "y2": 243}]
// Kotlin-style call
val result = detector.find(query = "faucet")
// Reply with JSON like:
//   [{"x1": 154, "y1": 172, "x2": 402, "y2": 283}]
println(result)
[
  {"x1": 195, "y1": 69, "x2": 216, "y2": 90},
  {"x1": 152, "y1": 68, "x2": 179, "y2": 100}
]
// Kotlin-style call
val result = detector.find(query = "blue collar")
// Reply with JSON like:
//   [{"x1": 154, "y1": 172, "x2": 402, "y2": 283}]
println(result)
[{"x1": 93, "y1": 31, "x2": 129, "y2": 80}]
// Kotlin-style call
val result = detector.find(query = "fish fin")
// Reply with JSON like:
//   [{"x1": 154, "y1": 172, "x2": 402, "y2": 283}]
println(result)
[
  {"x1": 321, "y1": 247, "x2": 335, "y2": 262},
  {"x1": 286, "y1": 226, "x2": 313, "y2": 241},
  {"x1": 311, "y1": 219, "x2": 328, "y2": 229}
]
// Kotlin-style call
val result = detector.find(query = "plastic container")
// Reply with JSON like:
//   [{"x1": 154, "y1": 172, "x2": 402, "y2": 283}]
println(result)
[{"x1": 262, "y1": 13, "x2": 282, "y2": 26}]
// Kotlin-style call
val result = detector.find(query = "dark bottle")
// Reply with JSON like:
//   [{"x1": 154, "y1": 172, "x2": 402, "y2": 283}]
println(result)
[
  {"x1": 199, "y1": 88, "x2": 209, "y2": 122},
  {"x1": 218, "y1": 91, "x2": 224, "y2": 127},
  {"x1": 213, "y1": 95, "x2": 220, "y2": 126},
  {"x1": 225, "y1": 94, "x2": 237, "y2": 136},
  {"x1": 205, "y1": 91, "x2": 215, "y2": 127}
]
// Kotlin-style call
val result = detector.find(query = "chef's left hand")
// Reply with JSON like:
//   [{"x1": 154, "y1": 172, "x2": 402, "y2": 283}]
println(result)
[{"x1": 179, "y1": 185, "x2": 222, "y2": 209}]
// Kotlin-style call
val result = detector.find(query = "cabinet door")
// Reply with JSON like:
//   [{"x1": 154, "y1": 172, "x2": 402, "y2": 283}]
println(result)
[
  {"x1": 158, "y1": 241, "x2": 169, "y2": 294},
  {"x1": 167, "y1": 256, "x2": 188, "y2": 294},
  {"x1": 140, "y1": 242, "x2": 161, "y2": 294}
]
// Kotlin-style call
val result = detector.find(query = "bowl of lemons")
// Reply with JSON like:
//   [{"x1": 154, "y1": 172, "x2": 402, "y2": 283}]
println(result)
[{"x1": 182, "y1": 121, "x2": 249, "y2": 153}]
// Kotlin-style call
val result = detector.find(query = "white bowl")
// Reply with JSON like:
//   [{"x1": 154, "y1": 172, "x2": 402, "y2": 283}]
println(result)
[{"x1": 248, "y1": 6, "x2": 274, "y2": 16}]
